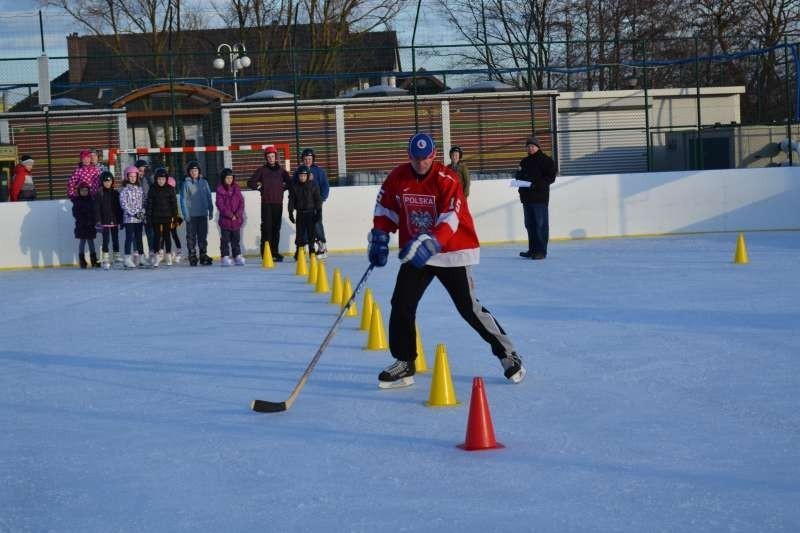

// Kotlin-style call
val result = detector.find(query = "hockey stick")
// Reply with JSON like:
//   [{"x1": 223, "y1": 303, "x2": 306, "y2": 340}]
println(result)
[{"x1": 251, "y1": 263, "x2": 376, "y2": 413}]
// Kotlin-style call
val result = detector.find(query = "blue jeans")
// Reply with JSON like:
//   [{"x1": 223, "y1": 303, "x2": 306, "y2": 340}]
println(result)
[{"x1": 522, "y1": 203, "x2": 549, "y2": 256}]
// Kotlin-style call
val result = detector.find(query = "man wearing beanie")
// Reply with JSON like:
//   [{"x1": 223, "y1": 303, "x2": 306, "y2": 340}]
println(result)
[{"x1": 515, "y1": 136, "x2": 556, "y2": 260}]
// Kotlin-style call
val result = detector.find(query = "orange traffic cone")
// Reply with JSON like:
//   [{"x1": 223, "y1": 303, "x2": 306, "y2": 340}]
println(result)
[
  {"x1": 458, "y1": 377, "x2": 504, "y2": 451},
  {"x1": 261, "y1": 242, "x2": 274, "y2": 269},
  {"x1": 360, "y1": 288, "x2": 374, "y2": 331},
  {"x1": 330, "y1": 268, "x2": 343, "y2": 305},
  {"x1": 414, "y1": 325, "x2": 429, "y2": 373}
]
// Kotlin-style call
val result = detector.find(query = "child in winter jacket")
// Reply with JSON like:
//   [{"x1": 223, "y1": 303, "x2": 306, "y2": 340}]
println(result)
[
  {"x1": 180, "y1": 161, "x2": 214, "y2": 266},
  {"x1": 119, "y1": 165, "x2": 148, "y2": 268},
  {"x1": 146, "y1": 167, "x2": 179, "y2": 267},
  {"x1": 215, "y1": 168, "x2": 246, "y2": 266},
  {"x1": 67, "y1": 150, "x2": 101, "y2": 198},
  {"x1": 167, "y1": 174, "x2": 183, "y2": 263},
  {"x1": 71, "y1": 183, "x2": 99, "y2": 268},
  {"x1": 287, "y1": 165, "x2": 322, "y2": 261},
  {"x1": 94, "y1": 171, "x2": 124, "y2": 269}
]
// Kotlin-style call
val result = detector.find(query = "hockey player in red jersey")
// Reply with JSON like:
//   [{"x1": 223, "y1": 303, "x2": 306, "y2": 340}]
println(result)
[{"x1": 368, "y1": 132, "x2": 526, "y2": 388}]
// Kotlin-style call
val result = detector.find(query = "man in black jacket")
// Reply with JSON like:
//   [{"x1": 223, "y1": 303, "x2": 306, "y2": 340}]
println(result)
[{"x1": 515, "y1": 136, "x2": 556, "y2": 259}]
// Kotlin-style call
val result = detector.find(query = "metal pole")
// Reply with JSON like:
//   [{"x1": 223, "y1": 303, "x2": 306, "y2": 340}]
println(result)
[
  {"x1": 39, "y1": 10, "x2": 45, "y2": 53},
  {"x1": 411, "y1": 0, "x2": 422, "y2": 132},
  {"x1": 44, "y1": 106, "x2": 53, "y2": 199},
  {"x1": 290, "y1": 41, "x2": 301, "y2": 156},
  {"x1": 694, "y1": 36, "x2": 703, "y2": 169},
  {"x1": 526, "y1": 19, "x2": 535, "y2": 134},
  {"x1": 784, "y1": 36, "x2": 793, "y2": 166},
  {"x1": 168, "y1": 5, "x2": 179, "y2": 155},
  {"x1": 642, "y1": 39, "x2": 651, "y2": 171}
]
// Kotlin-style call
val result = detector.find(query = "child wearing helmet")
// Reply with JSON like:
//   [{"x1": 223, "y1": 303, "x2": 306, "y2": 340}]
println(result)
[
  {"x1": 215, "y1": 168, "x2": 246, "y2": 266},
  {"x1": 146, "y1": 166, "x2": 179, "y2": 267},
  {"x1": 447, "y1": 145, "x2": 471, "y2": 198},
  {"x1": 94, "y1": 171, "x2": 123, "y2": 269},
  {"x1": 179, "y1": 161, "x2": 214, "y2": 266},
  {"x1": 297, "y1": 147, "x2": 330, "y2": 258},
  {"x1": 287, "y1": 164, "x2": 322, "y2": 261},
  {"x1": 119, "y1": 165, "x2": 148, "y2": 268}
]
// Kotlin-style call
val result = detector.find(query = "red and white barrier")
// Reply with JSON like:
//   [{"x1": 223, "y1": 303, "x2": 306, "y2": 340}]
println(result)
[{"x1": 107, "y1": 143, "x2": 293, "y2": 176}]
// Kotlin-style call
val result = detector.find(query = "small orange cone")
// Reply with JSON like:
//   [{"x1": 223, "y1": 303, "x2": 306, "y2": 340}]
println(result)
[
  {"x1": 458, "y1": 377, "x2": 504, "y2": 451},
  {"x1": 734, "y1": 232, "x2": 749, "y2": 264},
  {"x1": 425, "y1": 344, "x2": 459, "y2": 407},
  {"x1": 261, "y1": 242, "x2": 274, "y2": 269},
  {"x1": 414, "y1": 325, "x2": 429, "y2": 373},
  {"x1": 360, "y1": 288, "x2": 374, "y2": 331},
  {"x1": 308, "y1": 251, "x2": 318, "y2": 284},
  {"x1": 365, "y1": 303, "x2": 388, "y2": 350},
  {"x1": 315, "y1": 261, "x2": 330, "y2": 293},
  {"x1": 295, "y1": 246, "x2": 308, "y2": 276},
  {"x1": 330, "y1": 268, "x2": 343, "y2": 305},
  {"x1": 342, "y1": 277, "x2": 358, "y2": 317}
]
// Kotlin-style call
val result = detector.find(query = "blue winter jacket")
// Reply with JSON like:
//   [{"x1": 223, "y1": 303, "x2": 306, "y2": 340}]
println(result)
[{"x1": 180, "y1": 176, "x2": 214, "y2": 219}]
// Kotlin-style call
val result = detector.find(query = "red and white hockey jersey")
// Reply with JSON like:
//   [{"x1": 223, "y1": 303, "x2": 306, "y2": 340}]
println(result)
[{"x1": 373, "y1": 161, "x2": 480, "y2": 267}]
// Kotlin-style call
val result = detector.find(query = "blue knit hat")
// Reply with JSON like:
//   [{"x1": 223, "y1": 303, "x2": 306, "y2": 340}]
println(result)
[{"x1": 408, "y1": 133, "x2": 436, "y2": 159}]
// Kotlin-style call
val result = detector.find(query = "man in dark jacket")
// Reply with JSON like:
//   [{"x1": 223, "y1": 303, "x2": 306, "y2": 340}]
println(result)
[
  {"x1": 247, "y1": 146, "x2": 291, "y2": 262},
  {"x1": 515, "y1": 136, "x2": 556, "y2": 259}
]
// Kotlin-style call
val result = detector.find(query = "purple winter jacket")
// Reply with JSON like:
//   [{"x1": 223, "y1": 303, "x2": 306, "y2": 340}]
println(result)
[{"x1": 215, "y1": 182, "x2": 245, "y2": 231}]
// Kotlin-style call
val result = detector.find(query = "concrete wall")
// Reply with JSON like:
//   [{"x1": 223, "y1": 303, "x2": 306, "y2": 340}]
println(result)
[{"x1": 1, "y1": 166, "x2": 798, "y2": 269}]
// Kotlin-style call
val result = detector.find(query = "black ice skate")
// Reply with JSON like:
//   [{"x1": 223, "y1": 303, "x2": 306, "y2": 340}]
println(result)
[
  {"x1": 378, "y1": 360, "x2": 415, "y2": 389},
  {"x1": 500, "y1": 352, "x2": 526, "y2": 384}
]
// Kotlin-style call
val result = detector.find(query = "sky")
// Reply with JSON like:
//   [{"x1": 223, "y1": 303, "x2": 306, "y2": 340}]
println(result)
[{"x1": 1, "y1": 232, "x2": 799, "y2": 532}]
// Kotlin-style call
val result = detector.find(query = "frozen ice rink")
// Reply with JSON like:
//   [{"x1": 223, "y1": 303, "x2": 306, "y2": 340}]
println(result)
[{"x1": 1, "y1": 231, "x2": 798, "y2": 532}]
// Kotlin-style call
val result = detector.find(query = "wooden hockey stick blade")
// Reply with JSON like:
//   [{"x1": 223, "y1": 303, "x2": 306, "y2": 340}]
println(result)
[{"x1": 251, "y1": 399, "x2": 287, "y2": 413}]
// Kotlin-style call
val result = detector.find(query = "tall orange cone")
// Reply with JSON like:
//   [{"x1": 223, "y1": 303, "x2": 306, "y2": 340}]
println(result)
[
  {"x1": 365, "y1": 303, "x2": 388, "y2": 350},
  {"x1": 360, "y1": 288, "x2": 374, "y2": 331},
  {"x1": 414, "y1": 325, "x2": 429, "y2": 373},
  {"x1": 734, "y1": 232, "x2": 749, "y2": 264},
  {"x1": 308, "y1": 251, "x2": 318, "y2": 284},
  {"x1": 261, "y1": 242, "x2": 274, "y2": 269},
  {"x1": 295, "y1": 246, "x2": 308, "y2": 275},
  {"x1": 425, "y1": 344, "x2": 459, "y2": 407},
  {"x1": 342, "y1": 277, "x2": 358, "y2": 317},
  {"x1": 330, "y1": 268, "x2": 343, "y2": 304},
  {"x1": 458, "y1": 377, "x2": 504, "y2": 451},
  {"x1": 315, "y1": 261, "x2": 330, "y2": 293}
]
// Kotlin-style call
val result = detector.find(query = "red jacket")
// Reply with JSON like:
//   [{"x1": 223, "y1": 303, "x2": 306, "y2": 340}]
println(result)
[
  {"x1": 373, "y1": 160, "x2": 479, "y2": 267},
  {"x1": 10, "y1": 163, "x2": 32, "y2": 201}
]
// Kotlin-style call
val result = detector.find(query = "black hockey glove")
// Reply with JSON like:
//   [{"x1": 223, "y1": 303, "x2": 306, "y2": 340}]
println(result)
[{"x1": 288, "y1": 210, "x2": 295, "y2": 224}]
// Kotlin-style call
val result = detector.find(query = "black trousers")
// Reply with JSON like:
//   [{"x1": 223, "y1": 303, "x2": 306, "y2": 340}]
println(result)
[
  {"x1": 295, "y1": 210, "x2": 315, "y2": 247},
  {"x1": 153, "y1": 221, "x2": 172, "y2": 253},
  {"x1": 187, "y1": 216, "x2": 208, "y2": 256},
  {"x1": 260, "y1": 203, "x2": 282, "y2": 257},
  {"x1": 314, "y1": 206, "x2": 327, "y2": 243},
  {"x1": 389, "y1": 263, "x2": 517, "y2": 363},
  {"x1": 101, "y1": 226, "x2": 119, "y2": 253},
  {"x1": 220, "y1": 228, "x2": 241, "y2": 257}
]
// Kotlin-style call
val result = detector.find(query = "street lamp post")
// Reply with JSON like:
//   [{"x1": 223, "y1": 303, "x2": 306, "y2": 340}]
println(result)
[{"x1": 213, "y1": 43, "x2": 251, "y2": 100}]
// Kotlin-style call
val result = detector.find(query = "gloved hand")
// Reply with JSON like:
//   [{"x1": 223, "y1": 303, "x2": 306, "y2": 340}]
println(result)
[
  {"x1": 208, "y1": 213, "x2": 214, "y2": 221},
  {"x1": 367, "y1": 228, "x2": 390, "y2": 267},
  {"x1": 313, "y1": 210, "x2": 321, "y2": 223},
  {"x1": 288, "y1": 210, "x2": 295, "y2": 224},
  {"x1": 173, "y1": 216, "x2": 183, "y2": 228},
  {"x1": 399, "y1": 234, "x2": 441, "y2": 268},
  {"x1": 136, "y1": 211, "x2": 146, "y2": 221}
]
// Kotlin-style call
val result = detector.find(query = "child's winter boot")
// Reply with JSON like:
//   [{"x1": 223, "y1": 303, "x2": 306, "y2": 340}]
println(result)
[
  {"x1": 90, "y1": 252, "x2": 101, "y2": 268},
  {"x1": 79, "y1": 254, "x2": 88, "y2": 269}
]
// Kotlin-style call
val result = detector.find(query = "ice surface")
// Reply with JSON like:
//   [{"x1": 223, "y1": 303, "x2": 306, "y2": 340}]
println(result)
[{"x1": 1, "y1": 232, "x2": 799, "y2": 532}]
